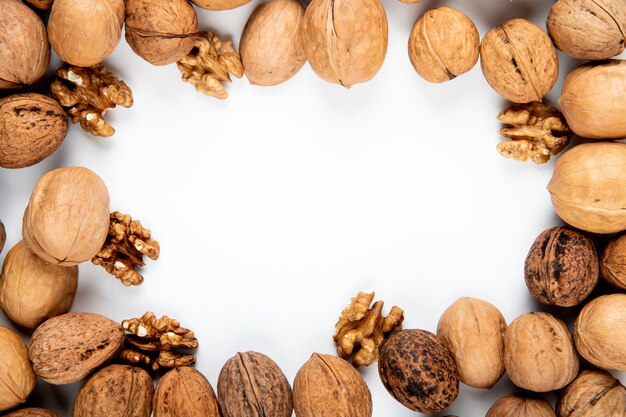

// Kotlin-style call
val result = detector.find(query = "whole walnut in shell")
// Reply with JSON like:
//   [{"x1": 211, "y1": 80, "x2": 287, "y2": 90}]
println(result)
[
  {"x1": 154, "y1": 367, "x2": 220, "y2": 417},
  {"x1": 301, "y1": 0, "x2": 388, "y2": 88},
  {"x1": 480, "y1": 19, "x2": 559, "y2": 103},
  {"x1": 0, "y1": 325, "x2": 36, "y2": 412},
  {"x1": 558, "y1": 60, "x2": 626, "y2": 139},
  {"x1": 0, "y1": 0, "x2": 50, "y2": 90},
  {"x1": 190, "y1": 0, "x2": 251, "y2": 11},
  {"x1": 0, "y1": 241, "x2": 78, "y2": 329},
  {"x1": 601, "y1": 233, "x2": 626, "y2": 290},
  {"x1": 4, "y1": 408, "x2": 62, "y2": 417},
  {"x1": 240, "y1": 0, "x2": 306, "y2": 86},
  {"x1": 0, "y1": 93, "x2": 68, "y2": 169},
  {"x1": 525, "y1": 227, "x2": 598, "y2": 307},
  {"x1": 72, "y1": 364, "x2": 153, "y2": 417},
  {"x1": 557, "y1": 369, "x2": 626, "y2": 417},
  {"x1": 378, "y1": 329, "x2": 459, "y2": 414},
  {"x1": 486, "y1": 394, "x2": 556, "y2": 417},
  {"x1": 22, "y1": 166, "x2": 110, "y2": 266},
  {"x1": 504, "y1": 312, "x2": 578, "y2": 392},
  {"x1": 125, "y1": 0, "x2": 199, "y2": 65},
  {"x1": 547, "y1": 0, "x2": 626, "y2": 60},
  {"x1": 218, "y1": 351, "x2": 292, "y2": 417},
  {"x1": 408, "y1": 7, "x2": 479, "y2": 83},
  {"x1": 293, "y1": 353, "x2": 371, "y2": 417},
  {"x1": 574, "y1": 294, "x2": 626, "y2": 371},
  {"x1": 547, "y1": 142, "x2": 626, "y2": 234},
  {"x1": 437, "y1": 297, "x2": 506, "y2": 389},
  {"x1": 0, "y1": 220, "x2": 5, "y2": 254},
  {"x1": 48, "y1": 0, "x2": 124, "y2": 67}
]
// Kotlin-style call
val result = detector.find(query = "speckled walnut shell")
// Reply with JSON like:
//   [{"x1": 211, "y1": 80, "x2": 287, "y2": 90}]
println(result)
[
  {"x1": 408, "y1": 7, "x2": 479, "y2": 83},
  {"x1": 29, "y1": 312, "x2": 125, "y2": 385},
  {"x1": 0, "y1": 325, "x2": 36, "y2": 412},
  {"x1": 48, "y1": 0, "x2": 124, "y2": 67},
  {"x1": 72, "y1": 364, "x2": 153, "y2": 417},
  {"x1": 4, "y1": 408, "x2": 62, "y2": 417},
  {"x1": 154, "y1": 367, "x2": 220, "y2": 417},
  {"x1": 524, "y1": 227, "x2": 598, "y2": 307},
  {"x1": 240, "y1": 0, "x2": 306, "y2": 86},
  {"x1": 557, "y1": 369, "x2": 626, "y2": 417},
  {"x1": 218, "y1": 351, "x2": 292, "y2": 417},
  {"x1": 0, "y1": 0, "x2": 50, "y2": 90},
  {"x1": 378, "y1": 329, "x2": 459, "y2": 414},
  {"x1": 190, "y1": 0, "x2": 251, "y2": 11},
  {"x1": 293, "y1": 353, "x2": 372, "y2": 417},
  {"x1": 547, "y1": 0, "x2": 626, "y2": 60},
  {"x1": 0, "y1": 93, "x2": 68, "y2": 169},
  {"x1": 125, "y1": 0, "x2": 199, "y2": 65},
  {"x1": 547, "y1": 142, "x2": 626, "y2": 234},
  {"x1": 480, "y1": 19, "x2": 559, "y2": 103},
  {"x1": 486, "y1": 394, "x2": 556, "y2": 417},
  {"x1": 301, "y1": 0, "x2": 388, "y2": 88},
  {"x1": 559, "y1": 60, "x2": 626, "y2": 139},
  {"x1": 574, "y1": 294, "x2": 626, "y2": 371},
  {"x1": 504, "y1": 312, "x2": 578, "y2": 392},
  {"x1": 601, "y1": 234, "x2": 626, "y2": 290}
]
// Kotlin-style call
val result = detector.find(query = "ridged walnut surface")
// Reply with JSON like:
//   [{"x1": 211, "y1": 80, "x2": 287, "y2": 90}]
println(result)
[
  {"x1": 3, "y1": 408, "x2": 62, "y2": 417},
  {"x1": 154, "y1": 367, "x2": 220, "y2": 417},
  {"x1": 486, "y1": 394, "x2": 556, "y2": 417},
  {"x1": 0, "y1": 325, "x2": 36, "y2": 411},
  {"x1": 557, "y1": 369, "x2": 626, "y2": 417}
]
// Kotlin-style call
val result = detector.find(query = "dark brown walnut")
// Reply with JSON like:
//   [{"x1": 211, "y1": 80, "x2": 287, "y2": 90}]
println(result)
[
  {"x1": 0, "y1": 93, "x2": 68, "y2": 169},
  {"x1": 486, "y1": 394, "x2": 556, "y2": 417},
  {"x1": 0, "y1": 220, "x2": 5, "y2": 254},
  {"x1": 29, "y1": 312, "x2": 125, "y2": 384},
  {"x1": 557, "y1": 369, "x2": 626, "y2": 417},
  {"x1": 0, "y1": 0, "x2": 50, "y2": 90},
  {"x1": 547, "y1": 0, "x2": 626, "y2": 60},
  {"x1": 92, "y1": 212, "x2": 160, "y2": 286},
  {"x1": 72, "y1": 364, "x2": 153, "y2": 417},
  {"x1": 4, "y1": 408, "x2": 62, "y2": 417},
  {"x1": 480, "y1": 19, "x2": 559, "y2": 103},
  {"x1": 125, "y1": 0, "x2": 199, "y2": 65},
  {"x1": 601, "y1": 233, "x2": 626, "y2": 290},
  {"x1": 293, "y1": 353, "x2": 372, "y2": 417},
  {"x1": 218, "y1": 351, "x2": 292, "y2": 417},
  {"x1": 525, "y1": 226, "x2": 598, "y2": 307},
  {"x1": 154, "y1": 367, "x2": 220, "y2": 417},
  {"x1": 378, "y1": 329, "x2": 459, "y2": 414}
]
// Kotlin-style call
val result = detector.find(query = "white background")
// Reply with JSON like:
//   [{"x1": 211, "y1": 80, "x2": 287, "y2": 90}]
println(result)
[{"x1": 1, "y1": 0, "x2": 625, "y2": 415}]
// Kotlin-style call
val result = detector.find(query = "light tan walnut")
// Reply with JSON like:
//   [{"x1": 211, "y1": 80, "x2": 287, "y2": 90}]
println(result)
[
  {"x1": 486, "y1": 394, "x2": 556, "y2": 417},
  {"x1": 50, "y1": 65, "x2": 132, "y2": 137},
  {"x1": 177, "y1": 32, "x2": 244, "y2": 99},
  {"x1": 557, "y1": 369, "x2": 626, "y2": 417},
  {"x1": 496, "y1": 101, "x2": 569, "y2": 164},
  {"x1": 334, "y1": 291, "x2": 403, "y2": 367}
]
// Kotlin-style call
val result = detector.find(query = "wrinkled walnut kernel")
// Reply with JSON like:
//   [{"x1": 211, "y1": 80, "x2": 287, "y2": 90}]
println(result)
[
  {"x1": 92, "y1": 212, "x2": 159, "y2": 286},
  {"x1": 50, "y1": 65, "x2": 132, "y2": 137},
  {"x1": 120, "y1": 311, "x2": 198, "y2": 372},
  {"x1": 497, "y1": 102, "x2": 569, "y2": 164},
  {"x1": 334, "y1": 291, "x2": 404, "y2": 367},
  {"x1": 177, "y1": 32, "x2": 243, "y2": 99}
]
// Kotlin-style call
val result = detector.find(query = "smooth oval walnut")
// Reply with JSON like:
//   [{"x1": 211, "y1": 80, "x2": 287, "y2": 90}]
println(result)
[
  {"x1": 601, "y1": 233, "x2": 626, "y2": 290},
  {"x1": 0, "y1": 0, "x2": 50, "y2": 90},
  {"x1": 293, "y1": 353, "x2": 371, "y2": 417},
  {"x1": 557, "y1": 369, "x2": 626, "y2": 417},
  {"x1": 574, "y1": 294, "x2": 626, "y2": 371},
  {"x1": 559, "y1": 60, "x2": 626, "y2": 139},
  {"x1": 240, "y1": 0, "x2": 306, "y2": 86},
  {"x1": 504, "y1": 312, "x2": 578, "y2": 392},
  {"x1": 72, "y1": 364, "x2": 153, "y2": 417},
  {"x1": 525, "y1": 227, "x2": 598, "y2": 307},
  {"x1": 0, "y1": 325, "x2": 36, "y2": 412},
  {"x1": 408, "y1": 7, "x2": 479, "y2": 83},
  {"x1": 378, "y1": 329, "x2": 459, "y2": 414},
  {"x1": 437, "y1": 297, "x2": 506, "y2": 389},
  {"x1": 218, "y1": 351, "x2": 292, "y2": 417},
  {"x1": 48, "y1": 0, "x2": 124, "y2": 67},
  {"x1": 547, "y1": 0, "x2": 626, "y2": 60},
  {"x1": 22, "y1": 166, "x2": 110, "y2": 266},
  {"x1": 190, "y1": 0, "x2": 251, "y2": 11},
  {"x1": 29, "y1": 312, "x2": 124, "y2": 384},
  {"x1": 0, "y1": 93, "x2": 68, "y2": 169},
  {"x1": 547, "y1": 142, "x2": 626, "y2": 234},
  {"x1": 301, "y1": 0, "x2": 387, "y2": 88},
  {"x1": 125, "y1": 0, "x2": 199, "y2": 65},
  {"x1": 4, "y1": 408, "x2": 62, "y2": 417},
  {"x1": 480, "y1": 18, "x2": 559, "y2": 103},
  {"x1": 154, "y1": 367, "x2": 220, "y2": 417},
  {"x1": 486, "y1": 394, "x2": 556, "y2": 417}
]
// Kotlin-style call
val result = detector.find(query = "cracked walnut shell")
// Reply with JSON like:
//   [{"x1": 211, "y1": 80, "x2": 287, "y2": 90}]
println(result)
[
  {"x1": 0, "y1": 325, "x2": 36, "y2": 412},
  {"x1": 154, "y1": 367, "x2": 220, "y2": 417},
  {"x1": 481, "y1": 19, "x2": 559, "y2": 103},
  {"x1": 601, "y1": 233, "x2": 626, "y2": 290},
  {"x1": 486, "y1": 394, "x2": 556, "y2": 417},
  {"x1": 557, "y1": 369, "x2": 626, "y2": 417}
]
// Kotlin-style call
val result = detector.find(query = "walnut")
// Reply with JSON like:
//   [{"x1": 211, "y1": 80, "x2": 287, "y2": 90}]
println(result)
[
  {"x1": 486, "y1": 394, "x2": 556, "y2": 417},
  {"x1": 333, "y1": 291, "x2": 403, "y2": 367},
  {"x1": 154, "y1": 367, "x2": 220, "y2": 417},
  {"x1": 120, "y1": 311, "x2": 198, "y2": 372},
  {"x1": 601, "y1": 233, "x2": 626, "y2": 290},
  {"x1": 0, "y1": 325, "x2": 36, "y2": 412},
  {"x1": 50, "y1": 64, "x2": 133, "y2": 137},
  {"x1": 191, "y1": 0, "x2": 251, "y2": 11},
  {"x1": 4, "y1": 408, "x2": 61, "y2": 417},
  {"x1": 91, "y1": 212, "x2": 159, "y2": 287},
  {"x1": 0, "y1": 219, "x2": 5, "y2": 254},
  {"x1": 557, "y1": 369, "x2": 626, "y2": 417},
  {"x1": 23, "y1": 0, "x2": 54, "y2": 10},
  {"x1": 177, "y1": 32, "x2": 244, "y2": 100},
  {"x1": 496, "y1": 102, "x2": 569, "y2": 164}
]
